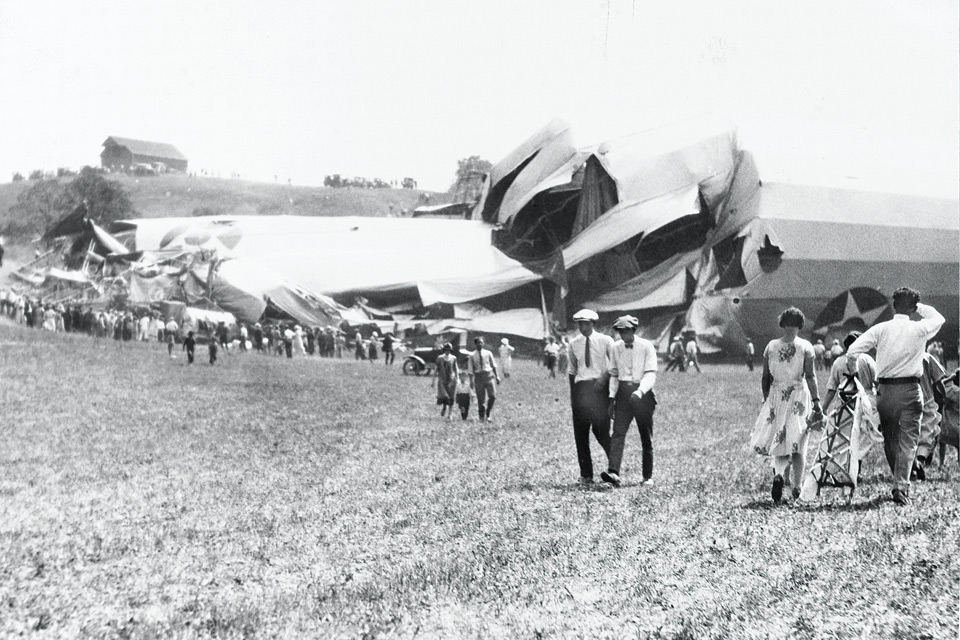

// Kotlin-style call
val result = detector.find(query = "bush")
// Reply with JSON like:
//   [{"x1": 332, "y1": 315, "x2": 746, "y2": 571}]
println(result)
[
  {"x1": 1, "y1": 173, "x2": 136, "y2": 238},
  {"x1": 28, "y1": 170, "x2": 44, "y2": 181},
  {"x1": 57, "y1": 167, "x2": 77, "y2": 178},
  {"x1": 12, "y1": 173, "x2": 24, "y2": 182}
]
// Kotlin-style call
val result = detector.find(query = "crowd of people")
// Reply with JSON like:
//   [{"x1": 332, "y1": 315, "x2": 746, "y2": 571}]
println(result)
[{"x1": 4, "y1": 283, "x2": 955, "y2": 507}]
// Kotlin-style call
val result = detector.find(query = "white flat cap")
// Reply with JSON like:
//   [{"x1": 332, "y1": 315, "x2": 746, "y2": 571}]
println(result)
[
  {"x1": 613, "y1": 315, "x2": 639, "y2": 329},
  {"x1": 573, "y1": 309, "x2": 599, "y2": 321}
]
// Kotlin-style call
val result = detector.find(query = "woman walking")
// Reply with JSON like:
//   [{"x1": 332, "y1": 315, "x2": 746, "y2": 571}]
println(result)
[
  {"x1": 434, "y1": 342, "x2": 459, "y2": 419},
  {"x1": 498, "y1": 338, "x2": 515, "y2": 379},
  {"x1": 749, "y1": 307, "x2": 822, "y2": 503}
]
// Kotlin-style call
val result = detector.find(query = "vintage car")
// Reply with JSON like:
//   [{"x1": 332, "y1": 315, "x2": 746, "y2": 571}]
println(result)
[{"x1": 401, "y1": 337, "x2": 472, "y2": 376}]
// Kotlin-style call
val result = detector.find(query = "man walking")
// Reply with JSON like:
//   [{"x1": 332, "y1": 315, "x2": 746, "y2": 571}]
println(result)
[
  {"x1": 567, "y1": 309, "x2": 614, "y2": 485},
  {"x1": 602, "y1": 315, "x2": 658, "y2": 488},
  {"x1": 846, "y1": 287, "x2": 944, "y2": 505},
  {"x1": 468, "y1": 336, "x2": 500, "y2": 422}
]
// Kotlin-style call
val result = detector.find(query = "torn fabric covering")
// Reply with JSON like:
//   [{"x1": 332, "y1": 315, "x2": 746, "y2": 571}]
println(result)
[
  {"x1": 416, "y1": 261, "x2": 540, "y2": 306},
  {"x1": 44, "y1": 268, "x2": 89, "y2": 284},
  {"x1": 562, "y1": 186, "x2": 700, "y2": 269},
  {"x1": 89, "y1": 222, "x2": 130, "y2": 255},
  {"x1": 429, "y1": 308, "x2": 548, "y2": 341},
  {"x1": 211, "y1": 258, "x2": 342, "y2": 327},
  {"x1": 121, "y1": 215, "x2": 531, "y2": 300},
  {"x1": 495, "y1": 129, "x2": 582, "y2": 226},
  {"x1": 474, "y1": 118, "x2": 572, "y2": 223},
  {"x1": 181, "y1": 307, "x2": 237, "y2": 338},
  {"x1": 128, "y1": 272, "x2": 182, "y2": 303},
  {"x1": 586, "y1": 249, "x2": 702, "y2": 311},
  {"x1": 594, "y1": 114, "x2": 737, "y2": 208},
  {"x1": 684, "y1": 294, "x2": 750, "y2": 354}
]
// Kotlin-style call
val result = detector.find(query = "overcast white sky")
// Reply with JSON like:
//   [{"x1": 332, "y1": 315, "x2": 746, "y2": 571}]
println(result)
[{"x1": 0, "y1": 0, "x2": 957, "y2": 196}]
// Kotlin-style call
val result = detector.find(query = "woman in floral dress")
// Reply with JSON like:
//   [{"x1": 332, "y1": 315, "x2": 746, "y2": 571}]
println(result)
[{"x1": 749, "y1": 307, "x2": 822, "y2": 503}]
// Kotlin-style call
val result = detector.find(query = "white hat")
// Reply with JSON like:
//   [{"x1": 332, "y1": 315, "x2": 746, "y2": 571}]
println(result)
[
  {"x1": 612, "y1": 315, "x2": 639, "y2": 330},
  {"x1": 572, "y1": 309, "x2": 599, "y2": 322},
  {"x1": 501, "y1": 338, "x2": 509, "y2": 345}
]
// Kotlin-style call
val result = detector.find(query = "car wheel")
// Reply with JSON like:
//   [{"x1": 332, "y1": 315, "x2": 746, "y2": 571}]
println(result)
[{"x1": 402, "y1": 358, "x2": 420, "y2": 376}]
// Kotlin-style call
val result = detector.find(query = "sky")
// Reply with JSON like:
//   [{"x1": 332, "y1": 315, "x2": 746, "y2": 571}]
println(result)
[{"x1": 0, "y1": 0, "x2": 957, "y2": 197}]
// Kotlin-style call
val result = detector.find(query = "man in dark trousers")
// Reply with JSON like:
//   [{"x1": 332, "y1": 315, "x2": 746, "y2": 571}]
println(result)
[
  {"x1": 468, "y1": 336, "x2": 500, "y2": 422},
  {"x1": 182, "y1": 331, "x2": 196, "y2": 364},
  {"x1": 602, "y1": 315, "x2": 657, "y2": 488},
  {"x1": 567, "y1": 308, "x2": 614, "y2": 485},
  {"x1": 846, "y1": 287, "x2": 944, "y2": 506}
]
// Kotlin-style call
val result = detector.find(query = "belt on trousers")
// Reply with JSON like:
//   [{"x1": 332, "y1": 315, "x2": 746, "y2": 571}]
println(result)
[{"x1": 878, "y1": 376, "x2": 920, "y2": 385}]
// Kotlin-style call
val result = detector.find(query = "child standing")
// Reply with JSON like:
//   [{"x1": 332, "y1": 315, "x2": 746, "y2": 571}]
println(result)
[
  {"x1": 455, "y1": 371, "x2": 473, "y2": 420},
  {"x1": 208, "y1": 337, "x2": 219, "y2": 365}
]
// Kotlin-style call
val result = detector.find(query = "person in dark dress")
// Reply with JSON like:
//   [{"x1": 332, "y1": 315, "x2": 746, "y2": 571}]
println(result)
[
  {"x1": 253, "y1": 323, "x2": 263, "y2": 353},
  {"x1": 208, "y1": 338, "x2": 219, "y2": 365},
  {"x1": 382, "y1": 333, "x2": 395, "y2": 365},
  {"x1": 182, "y1": 331, "x2": 196, "y2": 364}
]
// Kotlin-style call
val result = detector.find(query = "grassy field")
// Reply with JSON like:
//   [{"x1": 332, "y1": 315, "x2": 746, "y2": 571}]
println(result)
[
  {"x1": 1, "y1": 322, "x2": 957, "y2": 639},
  {"x1": 0, "y1": 174, "x2": 448, "y2": 232}
]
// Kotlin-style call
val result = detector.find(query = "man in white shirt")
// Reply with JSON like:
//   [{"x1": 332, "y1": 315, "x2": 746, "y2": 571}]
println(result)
[
  {"x1": 567, "y1": 309, "x2": 614, "y2": 485},
  {"x1": 846, "y1": 287, "x2": 945, "y2": 505},
  {"x1": 602, "y1": 315, "x2": 657, "y2": 487},
  {"x1": 468, "y1": 336, "x2": 500, "y2": 422}
]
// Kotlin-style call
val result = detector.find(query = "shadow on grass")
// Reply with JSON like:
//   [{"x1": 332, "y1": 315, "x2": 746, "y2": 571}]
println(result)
[{"x1": 740, "y1": 494, "x2": 888, "y2": 512}]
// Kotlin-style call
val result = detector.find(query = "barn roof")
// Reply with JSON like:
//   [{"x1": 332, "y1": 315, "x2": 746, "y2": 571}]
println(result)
[{"x1": 102, "y1": 136, "x2": 187, "y2": 161}]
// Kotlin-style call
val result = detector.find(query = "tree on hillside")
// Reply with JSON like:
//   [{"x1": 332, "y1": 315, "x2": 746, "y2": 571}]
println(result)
[
  {"x1": 57, "y1": 173, "x2": 136, "y2": 228},
  {"x1": 450, "y1": 156, "x2": 492, "y2": 203},
  {"x1": 3, "y1": 173, "x2": 136, "y2": 238},
  {"x1": 4, "y1": 179, "x2": 63, "y2": 237}
]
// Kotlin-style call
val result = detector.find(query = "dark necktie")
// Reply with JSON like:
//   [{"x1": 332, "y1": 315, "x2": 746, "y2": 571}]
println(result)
[
  {"x1": 624, "y1": 343, "x2": 633, "y2": 349},
  {"x1": 584, "y1": 335, "x2": 591, "y2": 368}
]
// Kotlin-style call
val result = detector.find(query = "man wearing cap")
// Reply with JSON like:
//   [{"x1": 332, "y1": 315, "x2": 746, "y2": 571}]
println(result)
[
  {"x1": 469, "y1": 336, "x2": 500, "y2": 422},
  {"x1": 567, "y1": 309, "x2": 614, "y2": 485},
  {"x1": 602, "y1": 315, "x2": 658, "y2": 487},
  {"x1": 846, "y1": 287, "x2": 944, "y2": 506}
]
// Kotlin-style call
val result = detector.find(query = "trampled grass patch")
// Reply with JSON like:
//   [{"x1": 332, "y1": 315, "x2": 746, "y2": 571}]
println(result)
[{"x1": 1, "y1": 322, "x2": 957, "y2": 638}]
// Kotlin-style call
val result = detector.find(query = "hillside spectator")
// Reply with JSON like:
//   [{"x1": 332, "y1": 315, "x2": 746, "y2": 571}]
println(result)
[
  {"x1": 746, "y1": 339, "x2": 755, "y2": 371},
  {"x1": 239, "y1": 323, "x2": 249, "y2": 352},
  {"x1": 368, "y1": 332, "x2": 379, "y2": 362},
  {"x1": 209, "y1": 337, "x2": 219, "y2": 365}
]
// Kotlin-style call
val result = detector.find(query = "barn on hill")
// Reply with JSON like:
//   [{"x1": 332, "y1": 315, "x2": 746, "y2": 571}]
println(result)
[{"x1": 100, "y1": 136, "x2": 188, "y2": 172}]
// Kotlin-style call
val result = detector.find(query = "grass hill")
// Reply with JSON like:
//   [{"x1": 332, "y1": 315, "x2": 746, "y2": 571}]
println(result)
[{"x1": 0, "y1": 173, "x2": 452, "y2": 228}]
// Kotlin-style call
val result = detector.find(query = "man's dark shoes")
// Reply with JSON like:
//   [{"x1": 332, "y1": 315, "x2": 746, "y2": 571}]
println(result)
[
  {"x1": 892, "y1": 488, "x2": 911, "y2": 506},
  {"x1": 600, "y1": 471, "x2": 622, "y2": 488},
  {"x1": 577, "y1": 477, "x2": 594, "y2": 486},
  {"x1": 772, "y1": 474, "x2": 784, "y2": 503}
]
